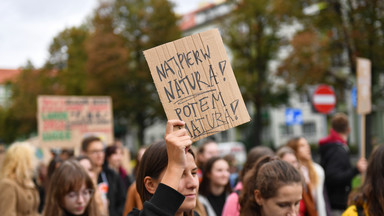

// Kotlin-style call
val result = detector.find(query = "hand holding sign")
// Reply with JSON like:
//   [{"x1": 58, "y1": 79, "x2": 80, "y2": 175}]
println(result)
[
  {"x1": 165, "y1": 120, "x2": 192, "y2": 171},
  {"x1": 144, "y1": 29, "x2": 250, "y2": 142}
]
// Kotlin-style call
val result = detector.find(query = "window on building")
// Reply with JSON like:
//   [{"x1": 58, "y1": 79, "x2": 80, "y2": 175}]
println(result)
[
  {"x1": 302, "y1": 122, "x2": 316, "y2": 136},
  {"x1": 280, "y1": 124, "x2": 294, "y2": 136}
]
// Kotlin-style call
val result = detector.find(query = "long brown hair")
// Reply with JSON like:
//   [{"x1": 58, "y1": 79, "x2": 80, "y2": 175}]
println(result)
[
  {"x1": 286, "y1": 137, "x2": 318, "y2": 189},
  {"x1": 348, "y1": 144, "x2": 384, "y2": 215},
  {"x1": 43, "y1": 160, "x2": 100, "y2": 216},
  {"x1": 239, "y1": 156, "x2": 303, "y2": 216},
  {"x1": 136, "y1": 140, "x2": 196, "y2": 216},
  {"x1": 239, "y1": 146, "x2": 274, "y2": 182},
  {"x1": 199, "y1": 156, "x2": 231, "y2": 196}
]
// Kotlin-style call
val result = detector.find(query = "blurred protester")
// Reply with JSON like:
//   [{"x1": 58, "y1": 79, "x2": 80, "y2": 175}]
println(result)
[
  {"x1": 276, "y1": 146, "x2": 299, "y2": 169},
  {"x1": 223, "y1": 154, "x2": 239, "y2": 189},
  {"x1": 81, "y1": 136, "x2": 126, "y2": 216},
  {"x1": 123, "y1": 182, "x2": 143, "y2": 216},
  {"x1": 198, "y1": 156, "x2": 231, "y2": 216},
  {"x1": 239, "y1": 156, "x2": 303, "y2": 216},
  {"x1": 43, "y1": 160, "x2": 101, "y2": 216},
  {"x1": 319, "y1": 113, "x2": 367, "y2": 214},
  {"x1": 288, "y1": 137, "x2": 328, "y2": 216},
  {"x1": 342, "y1": 144, "x2": 384, "y2": 216},
  {"x1": 59, "y1": 148, "x2": 75, "y2": 160},
  {"x1": 0, "y1": 142, "x2": 40, "y2": 216},
  {"x1": 35, "y1": 161, "x2": 48, "y2": 213},
  {"x1": 123, "y1": 147, "x2": 148, "y2": 215},
  {"x1": 105, "y1": 145, "x2": 132, "y2": 190},
  {"x1": 277, "y1": 146, "x2": 315, "y2": 216},
  {"x1": 197, "y1": 139, "x2": 219, "y2": 183},
  {"x1": 128, "y1": 120, "x2": 199, "y2": 216},
  {"x1": 222, "y1": 146, "x2": 274, "y2": 216},
  {"x1": 47, "y1": 156, "x2": 64, "y2": 181},
  {"x1": 77, "y1": 155, "x2": 109, "y2": 216},
  {"x1": 113, "y1": 139, "x2": 132, "y2": 176}
]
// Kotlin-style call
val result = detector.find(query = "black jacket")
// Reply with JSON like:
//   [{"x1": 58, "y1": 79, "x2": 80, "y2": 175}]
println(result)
[
  {"x1": 319, "y1": 142, "x2": 359, "y2": 210},
  {"x1": 98, "y1": 165, "x2": 126, "y2": 216},
  {"x1": 128, "y1": 183, "x2": 199, "y2": 216}
]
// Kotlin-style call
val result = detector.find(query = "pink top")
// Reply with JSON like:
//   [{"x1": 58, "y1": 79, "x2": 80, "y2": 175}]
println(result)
[{"x1": 222, "y1": 182, "x2": 242, "y2": 216}]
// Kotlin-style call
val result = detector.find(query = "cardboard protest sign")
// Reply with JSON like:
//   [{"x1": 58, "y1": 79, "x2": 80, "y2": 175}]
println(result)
[
  {"x1": 356, "y1": 57, "x2": 371, "y2": 115},
  {"x1": 144, "y1": 29, "x2": 250, "y2": 141},
  {"x1": 37, "y1": 96, "x2": 114, "y2": 148}
]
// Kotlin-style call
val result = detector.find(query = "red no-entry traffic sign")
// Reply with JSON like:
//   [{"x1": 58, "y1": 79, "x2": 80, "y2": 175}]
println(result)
[{"x1": 312, "y1": 85, "x2": 336, "y2": 114}]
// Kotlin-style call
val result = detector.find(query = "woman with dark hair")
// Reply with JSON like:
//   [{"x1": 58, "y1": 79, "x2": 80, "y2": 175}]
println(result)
[
  {"x1": 128, "y1": 120, "x2": 199, "y2": 216},
  {"x1": 342, "y1": 144, "x2": 384, "y2": 216},
  {"x1": 239, "y1": 156, "x2": 303, "y2": 216},
  {"x1": 43, "y1": 160, "x2": 101, "y2": 216},
  {"x1": 198, "y1": 156, "x2": 231, "y2": 216},
  {"x1": 222, "y1": 146, "x2": 274, "y2": 216},
  {"x1": 105, "y1": 145, "x2": 132, "y2": 190}
]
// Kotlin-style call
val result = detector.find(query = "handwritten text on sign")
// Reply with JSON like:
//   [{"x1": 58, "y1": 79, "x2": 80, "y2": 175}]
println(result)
[
  {"x1": 37, "y1": 96, "x2": 114, "y2": 148},
  {"x1": 144, "y1": 29, "x2": 250, "y2": 141}
]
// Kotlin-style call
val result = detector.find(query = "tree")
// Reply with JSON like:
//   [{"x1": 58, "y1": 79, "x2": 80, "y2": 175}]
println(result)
[
  {"x1": 85, "y1": 2, "x2": 131, "y2": 138},
  {"x1": 109, "y1": 0, "x2": 181, "y2": 145},
  {"x1": 45, "y1": 26, "x2": 89, "y2": 94},
  {"x1": 277, "y1": 0, "x2": 384, "y2": 154},
  {"x1": 222, "y1": 0, "x2": 304, "y2": 148},
  {"x1": 6, "y1": 61, "x2": 58, "y2": 141}
]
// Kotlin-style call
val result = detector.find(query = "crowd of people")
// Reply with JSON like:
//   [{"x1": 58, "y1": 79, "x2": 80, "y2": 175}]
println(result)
[{"x1": 0, "y1": 113, "x2": 383, "y2": 216}]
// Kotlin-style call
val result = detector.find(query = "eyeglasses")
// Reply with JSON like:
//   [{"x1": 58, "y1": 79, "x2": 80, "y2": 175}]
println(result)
[
  {"x1": 66, "y1": 189, "x2": 94, "y2": 201},
  {"x1": 88, "y1": 149, "x2": 104, "y2": 155}
]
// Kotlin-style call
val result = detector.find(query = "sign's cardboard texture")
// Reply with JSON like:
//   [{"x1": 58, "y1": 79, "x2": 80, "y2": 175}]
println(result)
[
  {"x1": 356, "y1": 57, "x2": 371, "y2": 114},
  {"x1": 144, "y1": 29, "x2": 250, "y2": 141},
  {"x1": 37, "y1": 96, "x2": 114, "y2": 148}
]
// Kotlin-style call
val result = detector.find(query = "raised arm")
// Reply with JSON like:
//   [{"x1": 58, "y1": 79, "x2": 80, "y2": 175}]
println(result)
[{"x1": 161, "y1": 120, "x2": 192, "y2": 191}]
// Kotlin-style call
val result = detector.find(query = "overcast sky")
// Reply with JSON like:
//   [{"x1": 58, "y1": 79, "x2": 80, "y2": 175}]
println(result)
[{"x1": 0, "y1": 0, "x2": 213, "y2": 69}]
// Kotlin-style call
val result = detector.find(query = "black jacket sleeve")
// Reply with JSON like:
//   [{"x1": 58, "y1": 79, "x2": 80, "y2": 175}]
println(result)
[
  {"x1": 128, "y1": 183, "x2": 185, "y2": 216},
  {"x1": 322, "y1": 144, "x2": 359, "y2": 185}
]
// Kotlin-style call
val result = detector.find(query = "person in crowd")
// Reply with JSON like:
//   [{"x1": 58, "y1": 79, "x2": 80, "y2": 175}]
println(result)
[
  {"x1": 47, "y1": 156, "x2": 63, "y2": 181},
  {"x1": 113, "y1": 139, "x2": 132, "y2": 177},
  {"x1": 123, "y1": 146, "x2": 148, "y2": 215},
  {"x1": 81, "y1": 136, "x2": 126, "y2": 216},
  {"x1": 239, "y1": 156, "x2": 303, "y2": 216},
  {"x1": 35, "y1": 161, "x2": 48, "y2": 213},
  {"x1": 319, "y1": 113, "x2": 367, "y2": 214},
  {"x1": 198, "y1": 156, "x2": 231, "y2": 216},
  {"x1": 276, "y1": 146, "x2": 299, "y2": 169},
  {"x1": 222, "y1": 146, "x2": 274, "y2": 216},
  {"x1": 288, "y1": 137, "x2": 328, "y2": 216},
  {"x1": 128, "y1": 120, "x2": 199, "y2": 216},
  {"x1": 59, "y1": 148, "x2": 75, "y2": 160},
  {"x1": 0, "y1": 142, "x2": 40, "y2": 216},
  {"x1": 223, "y1": 154, "x2": 239, "y2": 189},
  {"x1": 342, "y1": 144, "x2": 384, "y2": 216},
  {"x1": 77, "y1": 155, "x2": 109, "y2": 216},
  {"x1": 277, "y1": 146, "x2": 315, "y2": 216},
  {"x1": 197, "y1": 139, "x2": 219, "y2": 183},
  {"x1": 43, "y1": 160, "x2": 101, "y2": 216},
  {"x1": 105, "y1": 145, "x2": 132, "y2": 191}
]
